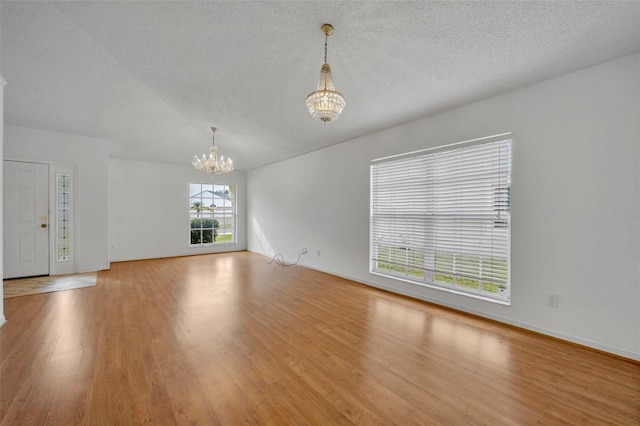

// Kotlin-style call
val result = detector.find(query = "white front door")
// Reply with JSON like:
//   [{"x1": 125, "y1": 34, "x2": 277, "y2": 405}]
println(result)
[{"x1": 3, "y1": 161, "x2": 50, "y2": 279}]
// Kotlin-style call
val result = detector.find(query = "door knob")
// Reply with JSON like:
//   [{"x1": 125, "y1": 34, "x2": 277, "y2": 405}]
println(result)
[{"x1": 41, "y1": 224, "x2": 47, "y2": 228}]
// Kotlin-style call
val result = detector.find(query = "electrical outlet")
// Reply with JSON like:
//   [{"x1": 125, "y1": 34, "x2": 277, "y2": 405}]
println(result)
[
  {"x1": 302, "y1": 248, "x2": 307, "y2": 254},
  {"x1": 317, "y1": 250, "x2": 320, "y2": 257},
  {"x1": 547, "y1": 294, "x2": 558, "y2": 308}
]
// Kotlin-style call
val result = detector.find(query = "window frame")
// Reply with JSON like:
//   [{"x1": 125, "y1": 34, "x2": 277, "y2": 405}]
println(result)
[
  {"x1": 189, "y1": 182, "x2": 237, "y2": 247},
  {"x1": 55, "y1": 172, "x2": 72, "y2": 262},
  {"x1": 50, "y1": 164, "x2": 76, "y2": 276},
  {"x1": 370, "y1": 133, "x2": 512, "y2": 304}
]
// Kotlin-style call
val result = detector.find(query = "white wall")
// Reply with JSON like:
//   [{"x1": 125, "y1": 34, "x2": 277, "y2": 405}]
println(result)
[
  {"x1": 109, "y1": 158, "x2": 246, "y2": 261},
  {"x1": 0, "y1": 76, "x2": 6, "y2": 327},
  {"x1": 248, "y1": 53, "x2": 640, "y2": 360},
  {"x1": 4, "y1": 125, "x2": 110, "y2": 273}
]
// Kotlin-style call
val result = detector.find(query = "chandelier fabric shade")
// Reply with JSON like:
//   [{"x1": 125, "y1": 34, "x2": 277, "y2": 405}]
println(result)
[
  {"x1": 306, "y1": 23, "x2": 345, "y2": 122},
  {"x1": 192, "y1": 127, "x2": 234, "y2": 175}
]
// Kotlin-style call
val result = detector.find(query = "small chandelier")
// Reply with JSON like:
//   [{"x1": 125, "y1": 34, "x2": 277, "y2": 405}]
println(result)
[
  {"x1": 306, "y1": 23, "x2": 346, "y2": 122},
  {"x1": 192, "y1": 127, "x2": 234, "y2": 175}
]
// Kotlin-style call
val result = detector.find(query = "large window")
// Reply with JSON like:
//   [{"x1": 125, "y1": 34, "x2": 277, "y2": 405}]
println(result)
[
  {"x1": 370, "y1": 135, "x2": 512, "y2": 303},
  {"x1": 189, "y1": 183, "x2": 236, "y2": 246}
]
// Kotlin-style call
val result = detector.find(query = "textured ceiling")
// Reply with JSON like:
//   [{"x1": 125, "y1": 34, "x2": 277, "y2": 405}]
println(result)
[{"x1": 2, "y1": 1, "x2": 639, "y2": 170}]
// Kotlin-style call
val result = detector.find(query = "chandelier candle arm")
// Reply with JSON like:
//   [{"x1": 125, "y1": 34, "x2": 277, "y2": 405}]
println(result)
[
  {"x1": 192, "y1": 127, "x2": 234, "y2": 175},
  {"x1": 306, "y1": 23, "x2": 346, "y2": 123}
]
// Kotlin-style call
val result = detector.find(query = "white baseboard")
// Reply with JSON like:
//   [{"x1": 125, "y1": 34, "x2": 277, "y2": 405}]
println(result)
[{"x1": 0, "y1": 315, "x2": 6, "y2": 328}]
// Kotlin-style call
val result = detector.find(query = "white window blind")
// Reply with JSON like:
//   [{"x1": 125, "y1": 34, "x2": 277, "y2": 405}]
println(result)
[{"x1": 370, "y1": 135, "x2": 512, "y2": 302}]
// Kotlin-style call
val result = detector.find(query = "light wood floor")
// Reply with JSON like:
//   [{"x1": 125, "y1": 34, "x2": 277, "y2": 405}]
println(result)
[{"x1": 0, "y1": 252, "x2": 638, "y2": 425}]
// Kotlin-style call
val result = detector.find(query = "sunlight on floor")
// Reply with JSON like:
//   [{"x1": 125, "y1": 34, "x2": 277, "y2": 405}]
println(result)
[{"x1": 3, "y1": 272, "x2": 97, "y2": 298}]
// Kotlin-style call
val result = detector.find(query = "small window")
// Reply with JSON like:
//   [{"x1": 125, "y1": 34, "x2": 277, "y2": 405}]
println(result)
[
  {"x1": 56, "y1": 173, "x2": 72, "y2": 261},
  {"x1": 189, "y1": 182, "x2": 236, "y2": 246},
  {"x1": 370, "y1": 135, "x2": 512, "y2": 303}
]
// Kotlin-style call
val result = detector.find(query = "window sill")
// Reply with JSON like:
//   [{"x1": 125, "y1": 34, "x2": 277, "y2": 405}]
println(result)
[
  {"x1": 370, "y1": 270, "x2": 511, "y2": 306},
  {"x1": 189, "y1": 242, "x2": 238, "y2": 248}
]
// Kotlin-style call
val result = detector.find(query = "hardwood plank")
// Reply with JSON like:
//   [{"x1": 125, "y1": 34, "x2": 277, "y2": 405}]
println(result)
[{"x1": 0, "y1": 251, "x2": 638, "y2": 425}]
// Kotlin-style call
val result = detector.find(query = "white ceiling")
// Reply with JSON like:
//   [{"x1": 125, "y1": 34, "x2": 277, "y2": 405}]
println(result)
[{"x1": 2, "y1": 1, "x2": 639, "y2": 170}]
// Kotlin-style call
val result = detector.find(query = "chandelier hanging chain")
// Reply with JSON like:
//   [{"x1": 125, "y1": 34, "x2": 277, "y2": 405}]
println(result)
[
  {"x1": 324, "y1": 34, "x2": 328, "y2": 65},
  {"x1": 211, "y1": 127, "x2": 217, "y2": 149}
]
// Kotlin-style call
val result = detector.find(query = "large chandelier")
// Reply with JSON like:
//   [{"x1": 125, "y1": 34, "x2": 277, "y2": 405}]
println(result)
[
  {"x1": 192, "y1": 127, "x2": 234, "y2": 175},
  {"x1": 306, "y1": 23, "x2": 346, "y2": 122}
]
